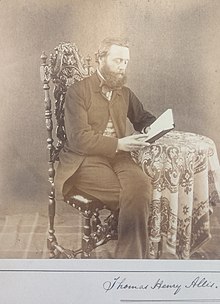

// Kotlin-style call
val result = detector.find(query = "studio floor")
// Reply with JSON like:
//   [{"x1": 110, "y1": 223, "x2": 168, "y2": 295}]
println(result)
[{"x1": 0, "y1": 199, "x2": 219, "y2": 260}]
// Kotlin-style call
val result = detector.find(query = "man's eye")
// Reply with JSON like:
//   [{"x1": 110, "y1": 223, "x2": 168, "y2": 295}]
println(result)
[{"x1": 114, "y1": 59, "x2": 129, "y2": 65}]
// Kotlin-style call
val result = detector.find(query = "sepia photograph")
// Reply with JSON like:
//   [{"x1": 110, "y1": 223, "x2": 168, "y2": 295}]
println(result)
[{"x1": 0, "y1": 0, "x2": 220, "y2": 302}]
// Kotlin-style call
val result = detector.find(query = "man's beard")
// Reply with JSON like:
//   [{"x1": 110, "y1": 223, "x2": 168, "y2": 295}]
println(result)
[{"x1": 100, "y1": 64, "x2": 127, "y2": 89}]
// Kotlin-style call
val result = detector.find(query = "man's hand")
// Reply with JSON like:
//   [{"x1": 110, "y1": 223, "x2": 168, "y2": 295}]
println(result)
[{"x1": 117, "y1": 134, "x2": 150, "y2": 152}]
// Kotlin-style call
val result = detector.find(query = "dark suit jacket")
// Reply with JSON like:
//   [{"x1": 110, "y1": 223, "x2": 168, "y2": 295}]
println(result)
[{"x1": 55, "y1": 72, "x2": 156, "y2": 198}]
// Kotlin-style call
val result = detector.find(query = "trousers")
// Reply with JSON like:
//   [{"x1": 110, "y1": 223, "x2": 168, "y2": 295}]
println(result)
[{"x1": 63, "y1": 152, "x2": 152, "y2": 259}]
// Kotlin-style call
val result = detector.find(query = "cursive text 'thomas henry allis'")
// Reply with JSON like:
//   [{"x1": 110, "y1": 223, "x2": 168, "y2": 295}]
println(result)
[{"x1": 102, "y1": 276, "x2": 218, "y2": 296}]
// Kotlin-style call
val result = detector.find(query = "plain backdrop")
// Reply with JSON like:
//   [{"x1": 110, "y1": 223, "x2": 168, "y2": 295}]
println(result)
[{"x1": 0, "y1": 0, "x2": 220, "y2": 211}]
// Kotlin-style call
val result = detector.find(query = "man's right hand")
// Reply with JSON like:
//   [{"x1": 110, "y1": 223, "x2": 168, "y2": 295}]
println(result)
[{"x1": 117, "y1": 134, "x2": 150, "y2": 152}]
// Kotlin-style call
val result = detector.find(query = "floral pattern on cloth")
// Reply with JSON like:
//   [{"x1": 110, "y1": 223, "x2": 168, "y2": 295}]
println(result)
[{"x1": 132, "y1": 130, "x2": 220, "y2": 259}]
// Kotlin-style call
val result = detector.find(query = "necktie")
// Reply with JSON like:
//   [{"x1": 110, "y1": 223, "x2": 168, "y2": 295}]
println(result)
[{"x1": 101, "y1": 84, "x2": 113, "y2": 101}]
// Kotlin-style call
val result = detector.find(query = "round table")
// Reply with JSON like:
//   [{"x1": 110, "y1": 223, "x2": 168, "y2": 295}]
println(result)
[{"x1": 132, "y1": 130, "x2": 220, "y2": 259}]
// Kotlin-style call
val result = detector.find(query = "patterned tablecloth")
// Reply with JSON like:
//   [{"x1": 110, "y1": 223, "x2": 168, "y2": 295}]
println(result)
[{"x1": 132, "y1": 130, "x2": 220, "y2": 259}]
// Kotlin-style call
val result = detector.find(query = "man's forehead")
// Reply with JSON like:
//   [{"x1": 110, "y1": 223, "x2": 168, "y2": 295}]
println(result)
[{"x1": 108, "y1": 44, "x2": 130, "y2": 59}]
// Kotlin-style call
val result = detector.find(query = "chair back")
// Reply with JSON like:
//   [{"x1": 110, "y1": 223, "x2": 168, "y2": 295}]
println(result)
[
  {"x1": 40, "y1": 42, "x2": 94, "y2": 162},
  {"x1": 40, "y1": 42, "x2": 94, "y2": 196}
]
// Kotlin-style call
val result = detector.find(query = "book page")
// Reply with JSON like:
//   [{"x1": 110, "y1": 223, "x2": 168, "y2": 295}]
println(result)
[{"x1": 145, "y1": 109, "x2": 175, "y2": 142}]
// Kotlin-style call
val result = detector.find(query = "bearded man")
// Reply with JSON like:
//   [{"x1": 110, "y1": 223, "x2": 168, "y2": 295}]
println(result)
[{"x1": 56, "y1": 38, "x2": 156, "y2": 259}]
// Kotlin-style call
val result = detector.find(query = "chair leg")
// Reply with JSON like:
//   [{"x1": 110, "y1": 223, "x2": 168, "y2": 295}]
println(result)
[
  {"x1": 81, "y1": 211, "x2": 94, "y2": 258},
  {"x1": 47, "y1": 193, "x2": 58, "y2": 258},
  {"x1": 47, "y1": 203, "x2": 118, "y2": 259}
]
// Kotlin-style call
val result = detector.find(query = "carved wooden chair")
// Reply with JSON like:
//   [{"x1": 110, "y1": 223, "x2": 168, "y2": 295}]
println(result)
[{"x1": 40, "y1": 42, "x2": 118, "y2": 258}]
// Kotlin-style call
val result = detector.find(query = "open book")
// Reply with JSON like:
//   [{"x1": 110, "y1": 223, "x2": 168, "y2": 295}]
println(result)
[{"x1": 143, "y1": 109, "x2": 175, "y2": 143}]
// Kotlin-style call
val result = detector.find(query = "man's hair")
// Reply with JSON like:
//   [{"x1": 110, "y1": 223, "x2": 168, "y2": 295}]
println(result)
[{"x1": 95, "y1": 37, "x2": 129, "y2": 62}]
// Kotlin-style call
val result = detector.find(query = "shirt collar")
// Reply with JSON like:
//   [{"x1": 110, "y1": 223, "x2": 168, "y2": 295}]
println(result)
[{"x1": 96, "y1": 68, "x2": 105, "y2": 82}]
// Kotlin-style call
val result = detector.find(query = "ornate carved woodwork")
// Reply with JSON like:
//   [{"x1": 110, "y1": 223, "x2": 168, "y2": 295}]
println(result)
[{"x1": 40, "y1": 42, "x2": 117, "y2": 258}]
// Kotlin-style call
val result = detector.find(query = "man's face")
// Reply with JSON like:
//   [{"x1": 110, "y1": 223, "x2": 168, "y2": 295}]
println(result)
[{"x1": 99, "y1": 44, "x2": 130, "y2": 88}]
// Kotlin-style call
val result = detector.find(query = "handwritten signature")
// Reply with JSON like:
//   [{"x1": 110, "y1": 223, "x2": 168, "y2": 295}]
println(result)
[{"x1": 103, "y1": 276, "x2": 218, "y2": 295}]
